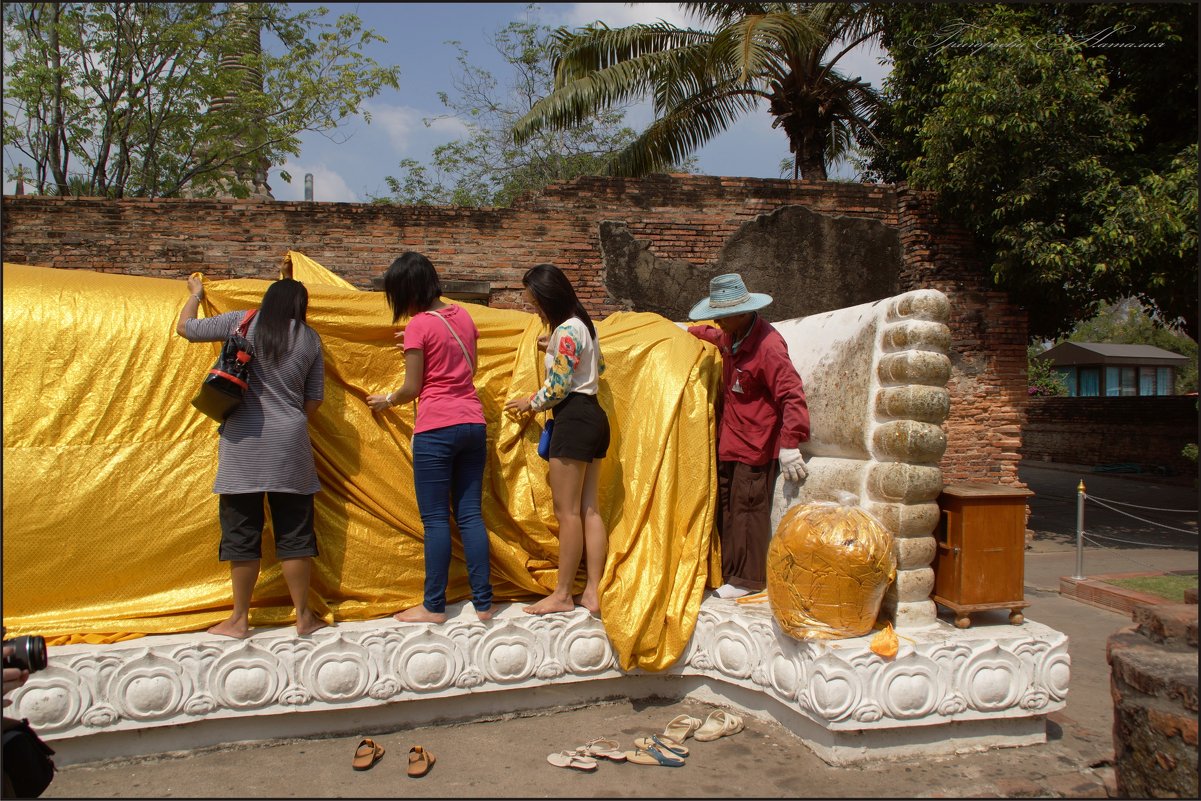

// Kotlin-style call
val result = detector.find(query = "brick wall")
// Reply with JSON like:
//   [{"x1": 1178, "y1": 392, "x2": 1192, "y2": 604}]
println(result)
[
  {"x1": 1022, "y1": 396, "x2": 1198, "y2": 476},
  {"x1": 1107, "y1": 602, "x2": 1199, "y2": 798},
  {"x1": 895, "y1": 187, "x2": 1029, "y2": 486},
  {"x1": 1, "y1": 175, "x2": 1027, "y2": 487}
]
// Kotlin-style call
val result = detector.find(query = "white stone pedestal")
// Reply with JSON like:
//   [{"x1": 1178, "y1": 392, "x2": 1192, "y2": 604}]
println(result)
[{"x1": 9, "y1": 596, "x2": 1069, "y2": 767}]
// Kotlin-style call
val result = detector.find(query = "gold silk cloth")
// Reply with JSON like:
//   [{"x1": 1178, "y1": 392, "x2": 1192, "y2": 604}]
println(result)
[{"x1": 1, "y1": 255, "x2": 722, "y2": 672}]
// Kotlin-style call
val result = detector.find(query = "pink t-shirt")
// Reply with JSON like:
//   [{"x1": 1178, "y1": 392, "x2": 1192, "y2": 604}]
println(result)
[{"x1": 404, "y1": 306, "x2": 485, "y2": 434}]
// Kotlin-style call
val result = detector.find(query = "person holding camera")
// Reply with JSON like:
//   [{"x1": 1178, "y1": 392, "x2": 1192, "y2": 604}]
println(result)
[{"x1": 3, "y1": 631, "x2": 55, "y2": 798}]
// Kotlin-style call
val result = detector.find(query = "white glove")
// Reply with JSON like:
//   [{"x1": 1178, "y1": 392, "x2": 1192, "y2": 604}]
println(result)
[{"x1": 778, "y1": 448, "x2": 807, "y2": 483}]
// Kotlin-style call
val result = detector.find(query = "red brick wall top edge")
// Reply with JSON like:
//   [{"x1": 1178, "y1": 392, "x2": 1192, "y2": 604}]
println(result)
[{"x1": 2, "y1": 173, "x2": 912, "y2": 211}]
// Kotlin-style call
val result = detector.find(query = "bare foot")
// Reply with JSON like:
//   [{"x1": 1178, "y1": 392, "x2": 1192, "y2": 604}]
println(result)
[
  {"x1": 393, "y1": 605, "x2": 448, "y2": 624},
  {"x1": 522, "y1": 595, "x2": 576, "y2": 615},
  {"x1": 578, "y1": 594, "x2": 601, "y2": 617},
  {"x1": 475, "y1": 607, "x2": 494, "y2": 621},
  {"x1": 207, "y1": 617, "x2": 250, "y2": 639},
  {"x1": 296, "y1": 611, "x2": 328, "y2": 636}
]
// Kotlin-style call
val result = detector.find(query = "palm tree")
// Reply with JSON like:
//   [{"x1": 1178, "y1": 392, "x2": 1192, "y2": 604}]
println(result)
[{"x1": 514, "y1": 3, "x2": 883, "y2": 180}]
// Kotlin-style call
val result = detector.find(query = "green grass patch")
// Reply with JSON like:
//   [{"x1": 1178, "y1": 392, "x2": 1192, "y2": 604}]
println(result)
[{"x1": 1105, "y1": 573, "x2": 1198, "y2": 601}]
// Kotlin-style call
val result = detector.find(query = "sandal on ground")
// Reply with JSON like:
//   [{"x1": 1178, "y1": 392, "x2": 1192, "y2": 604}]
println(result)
[
  {"x1": 547, "y1": 750, "x2": 599, "y2": 771},
  {"x1": 633, "y1": 733, "x2": 688, "y2": 758},
  {"x1": 662, "y1": 713, "x2": 703, "y2": 741},
  {"x1": 407, "y1": 745, "x2": 435, "y2": 777},
  {"x1": 693, "y1": 708, "x2": 745, "y2": 742},
  {"x1": 351, "y1": 738, "x2": 385, "y2": 770},
  {"x1": 580, "y1": 738, "x2": 627, "y2": 762},
  {"x1": 624, "y1": 745, "x2": 686, "y2": 767}
]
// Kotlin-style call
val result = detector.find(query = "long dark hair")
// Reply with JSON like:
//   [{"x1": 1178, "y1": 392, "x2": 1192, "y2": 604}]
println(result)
[
  {"x1": 382, "y1": 251, "x2": 441, "y2": 323},
  {"x1": 255, "y1": 278, "x2": 309, "y2": 364},
  {"x1": 523, "y1": 264, "x2": 596, "y2": 339}
]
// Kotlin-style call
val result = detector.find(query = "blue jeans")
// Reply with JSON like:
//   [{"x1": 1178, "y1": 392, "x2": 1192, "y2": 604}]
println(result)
[{"x1": 412, "y1": 423, "x2": 492, "y2": 612}]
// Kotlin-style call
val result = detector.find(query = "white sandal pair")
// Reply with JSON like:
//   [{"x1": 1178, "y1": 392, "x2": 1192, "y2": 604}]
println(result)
[
  {"x1": 693, "y1": 708, "x2": 745, "y2": 741},
  {"x1": 662, "y1": 708, "x2": 744, "y2": 742}
]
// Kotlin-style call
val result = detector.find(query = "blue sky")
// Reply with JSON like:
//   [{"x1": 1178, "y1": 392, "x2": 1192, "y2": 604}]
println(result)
[
  {"x1": 271, "y1": 3, "x2": 892, "y2": 202},
  {"x1": 2, "y1": 3, "x2": 892, "y2": 200}
]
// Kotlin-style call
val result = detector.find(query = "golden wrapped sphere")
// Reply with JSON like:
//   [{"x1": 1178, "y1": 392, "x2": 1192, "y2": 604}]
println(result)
[{"x1": 766, "y1": 498, "x2": 897, "y2": 640}]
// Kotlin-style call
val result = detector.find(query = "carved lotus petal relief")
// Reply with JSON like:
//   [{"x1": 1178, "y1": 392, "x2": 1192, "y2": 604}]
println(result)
[
  {"x1": 391, "y1": 630, "x2": 459, "y2": 693},
  {"x1": 211, "y1": 643, "x2": 287, "y2": 710}
]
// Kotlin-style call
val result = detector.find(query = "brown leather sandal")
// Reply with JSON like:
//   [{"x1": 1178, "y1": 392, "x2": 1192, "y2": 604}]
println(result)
[
  {"x1": 351, "y1": 738, "x2": 384, "y2": 770},
  {"x1": 407, "y1": 745, "x2": 436, "y2": 777}
]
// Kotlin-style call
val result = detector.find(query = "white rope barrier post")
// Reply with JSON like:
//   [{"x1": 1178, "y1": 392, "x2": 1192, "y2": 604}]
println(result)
[{"x1": 1073, "y1": 480, "x2": 1087, "y2": 579}]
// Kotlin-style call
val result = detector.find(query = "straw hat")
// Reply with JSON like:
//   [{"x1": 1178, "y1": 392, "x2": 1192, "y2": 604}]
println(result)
[{"x1": 688, "y1": 273, "x2": 773, "y2": 320}]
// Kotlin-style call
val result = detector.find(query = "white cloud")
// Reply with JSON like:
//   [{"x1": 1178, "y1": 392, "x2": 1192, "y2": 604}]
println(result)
[
  {"x1": 369, "y1": 104, "x2": 424, "y2": 153},
  {"x1": 555, "y1": 3, "x2": 700, "y2": 30},
  {"x1": 426, "y1": 114, "x2": 472, "y2": 138},
  {"x1": 367, "y1": 102, "x2": 471, "y2": 154},
  {"x1": 272, "y1": 161, "x2": 358, "y2": 203}
]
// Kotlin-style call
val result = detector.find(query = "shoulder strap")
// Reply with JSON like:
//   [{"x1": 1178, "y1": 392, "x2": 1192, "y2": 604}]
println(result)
[
  {"x1": 425, "y1": 310, "x2": 475, "y2": 377},
  {"x1": 234, "y1": 309, "x2": 257, "y2": 337},
  {"x1": 236, "y1": 307, "x2": 258, "y2": 331}
]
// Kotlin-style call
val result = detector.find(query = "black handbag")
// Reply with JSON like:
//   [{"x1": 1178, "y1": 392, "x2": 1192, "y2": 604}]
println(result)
[
  {"x1": 2, "y1": 718, "x2": 56, "y2": 798},
  {"x1": 190, "y1": 310, "x2": 257, "y2": 422}
]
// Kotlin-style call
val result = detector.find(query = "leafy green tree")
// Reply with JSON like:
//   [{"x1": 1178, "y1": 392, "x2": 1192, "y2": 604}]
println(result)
[
  {"x1": 376, "y1": 16, "x2": 644, "y2": 207},
  {"x1": 1064, "y1": 300, "x2": 1197, "y2": 394},
  {"x1": 512, "y1": 2, "x2": 882, "y2": 180},
  {"x1": 1026, "y1": 343, "x2": 1068, "y2": 397},
  {"x1": 2, "y1": 2, "x2": 400, "y2": 198},
  {"x1": 863, "y1": 4, "x2": 1198, "y2": 340}
]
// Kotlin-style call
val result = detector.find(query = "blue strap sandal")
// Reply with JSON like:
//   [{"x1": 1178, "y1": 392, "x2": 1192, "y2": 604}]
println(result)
[
  {"x1": 625, "y1": 744, "x2": 685, "y2": 767},
  {"x1": 633, "y1": 734, "x2": 689, "y2": 758}
]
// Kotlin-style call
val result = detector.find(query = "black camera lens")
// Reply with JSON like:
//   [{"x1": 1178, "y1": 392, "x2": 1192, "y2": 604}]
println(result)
[{"x1": 2, "y1": 635, "x2": 48, "y2": 672}]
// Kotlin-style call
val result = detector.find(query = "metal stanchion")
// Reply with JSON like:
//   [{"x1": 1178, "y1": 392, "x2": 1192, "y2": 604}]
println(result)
[{"x1": 1073, "y1": 479, "x2": 1086, "y2": 579}]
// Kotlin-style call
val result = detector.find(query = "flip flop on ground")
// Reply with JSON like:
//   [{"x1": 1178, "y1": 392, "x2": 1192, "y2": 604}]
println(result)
[
  {"x1": 662, "y1": 714, "x2": 702, "y2": 741},
  {"x1": 634, "y1": 734, "x2": 688, "y2": 758},
  {"x1": 547, "y1": 750, "x2": 599, "y2": 771},
  {"x1": 624, "y1": 745, "x2": 685, "y2": 767},
  {"x1": 693, "y1": 709, "x2": 745, "y2": 742},
  {"x1": 351, "y1": 738, "x2": 385, "y2": 770},
  {"x1": 407, "y1": 745, "x2": 435, "y2": 777},
  {"x1": 580, "y1": 738, "x2": 627, "y2": 762}
]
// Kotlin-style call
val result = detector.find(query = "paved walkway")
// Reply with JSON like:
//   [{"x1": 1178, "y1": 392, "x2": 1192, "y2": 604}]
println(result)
[{"x1": 40, "y1": 465, "x2": 1199, "y2": 798}]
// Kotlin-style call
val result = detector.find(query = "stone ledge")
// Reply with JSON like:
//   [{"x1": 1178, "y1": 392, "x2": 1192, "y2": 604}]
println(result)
[
  {"x1": 1133, "y1": 602, "x2": 1199, "y2": 648},
  {"x1": 1107, "y1": 631, "x2": 1200, "y2": 713},
  {"x1": 8, "y1": 597, "x2": 1069, "y2": 767},
  {"x1": 1059, "y1": 572, "x2": 1196, "y2": 617}
]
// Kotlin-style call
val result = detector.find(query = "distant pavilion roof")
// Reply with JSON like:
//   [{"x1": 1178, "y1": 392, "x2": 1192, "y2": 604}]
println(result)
[{"x1": 1041, "y1": 342, "x2": 1191, "y2": 367}]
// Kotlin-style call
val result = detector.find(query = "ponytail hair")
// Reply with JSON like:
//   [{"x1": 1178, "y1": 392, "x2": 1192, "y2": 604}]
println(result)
[{"x1": 522, "y1": 264, "x2": 595, "y2": 339}]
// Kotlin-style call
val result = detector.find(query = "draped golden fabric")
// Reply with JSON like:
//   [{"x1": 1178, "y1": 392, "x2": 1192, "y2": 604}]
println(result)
[{"x1": 1, "y1": 255, "x2": 722, "y2": 671}]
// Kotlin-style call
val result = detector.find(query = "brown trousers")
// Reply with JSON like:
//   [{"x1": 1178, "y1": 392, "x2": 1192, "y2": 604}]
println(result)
[{"x1": 716, "y1": 460, "x2": 777, "y2": 592}]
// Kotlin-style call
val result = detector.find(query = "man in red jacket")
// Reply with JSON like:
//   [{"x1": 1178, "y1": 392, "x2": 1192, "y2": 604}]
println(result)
[{"x1": 688, "y1": 274, "x2": 810, "y2": 599}]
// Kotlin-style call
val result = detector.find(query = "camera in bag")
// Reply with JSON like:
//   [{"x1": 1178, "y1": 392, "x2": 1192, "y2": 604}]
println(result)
[
  {"x1": 2, "y1": 718, "x2": 56, "y2": 798},
  {"x1": 191, "y1": 310, "x2": 257, "y2": 422}
]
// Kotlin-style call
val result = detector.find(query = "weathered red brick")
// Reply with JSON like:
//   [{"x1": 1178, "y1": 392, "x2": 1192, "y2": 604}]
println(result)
[{"x1": 3, "y1": 177, "x2": 1028, "y2": 486}]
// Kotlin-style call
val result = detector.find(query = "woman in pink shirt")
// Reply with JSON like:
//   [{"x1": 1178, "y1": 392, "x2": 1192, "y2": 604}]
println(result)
[{"x1": 367, "y1": 252, "x2": 493, "y2": 623}]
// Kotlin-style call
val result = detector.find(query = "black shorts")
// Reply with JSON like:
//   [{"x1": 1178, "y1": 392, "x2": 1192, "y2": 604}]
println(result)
[
  {"x1": 218, "y1": 492, "x2": 318, "y2": 561},
  {"x1": 549, "y1": 392, "x2": 610, "y2": 462}
]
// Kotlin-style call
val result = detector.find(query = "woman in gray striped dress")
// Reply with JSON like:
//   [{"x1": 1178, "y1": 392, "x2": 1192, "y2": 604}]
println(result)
[{"x1": 178, "y1": 276, "x2": 327, "y2": 639}]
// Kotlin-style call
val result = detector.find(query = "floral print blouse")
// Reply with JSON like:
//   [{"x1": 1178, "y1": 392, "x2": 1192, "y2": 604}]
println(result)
[{"x1": 529, "y1": 317, "x2": 605, "y2": 411}]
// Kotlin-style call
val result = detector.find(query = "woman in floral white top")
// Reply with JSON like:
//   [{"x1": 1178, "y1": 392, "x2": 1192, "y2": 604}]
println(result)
[{"x1": 505, "y1": 264, "x2": 610, "y2": 616}]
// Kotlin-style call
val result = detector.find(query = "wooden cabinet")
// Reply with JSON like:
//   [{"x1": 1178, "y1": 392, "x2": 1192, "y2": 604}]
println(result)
[{"x1": 932, "y1": 483, "x2": 1033, "y2": 628}]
